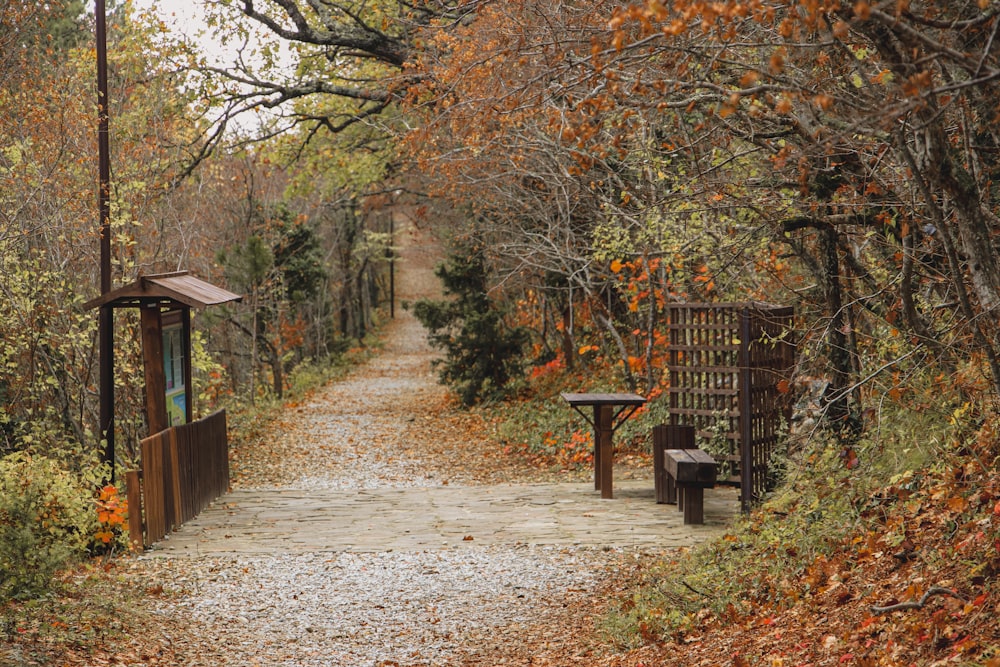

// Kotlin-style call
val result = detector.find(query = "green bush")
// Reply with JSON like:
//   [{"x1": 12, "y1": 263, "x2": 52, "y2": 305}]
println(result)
[
  {"x1": 412, "y1": 248, "x2": 530, "y2": 405},
  {"x1": 0, "y1": 453, "x2": 100, "y2": 601}
]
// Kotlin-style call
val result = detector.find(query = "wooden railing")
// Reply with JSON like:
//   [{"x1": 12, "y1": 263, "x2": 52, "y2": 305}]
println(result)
[{"x1": 125, "y1": 409, "x2": 230, "y2": 549}]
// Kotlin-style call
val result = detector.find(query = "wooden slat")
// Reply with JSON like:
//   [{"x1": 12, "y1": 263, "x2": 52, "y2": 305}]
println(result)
[
  {"x1": 135, "y1": 409, "x2": 231, "y2": 548},
  {"x1": 169, "y1": 428, "x2": 183, "y2": 529},
  {"x1": 663, "y1": 449, "x2": 717, "y2": 486},
  {"x1": 125, "y1": 470, "x2": 144, "y2": 552},
  {"x1": 141, "y1": 432, "x2": 167, "y2": 544},
  {"x1": 140, "y1": 308, "x2": 168, "y2": 435}
]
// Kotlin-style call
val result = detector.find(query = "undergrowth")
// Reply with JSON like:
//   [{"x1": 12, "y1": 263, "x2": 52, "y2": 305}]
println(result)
[
  {"x1": 0, "y1": 561, "x2": 172, "y2": 666},
  {"x1": 1, "y1": 328, "x2": 386, "y2": 664},
  {"x1": 599, "y1": 389, "x2": 1000, "y2": 666},
  {"x1": 486, "y1": 357, "x2": 670, "y2": 468}
]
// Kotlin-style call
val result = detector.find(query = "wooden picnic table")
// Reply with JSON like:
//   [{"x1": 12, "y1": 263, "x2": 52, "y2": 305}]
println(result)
[{"x1": 561, "y1": 392, "x2": 647, "y2": 499}]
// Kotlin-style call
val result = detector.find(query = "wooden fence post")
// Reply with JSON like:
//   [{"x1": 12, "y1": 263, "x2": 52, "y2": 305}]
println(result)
[
  {"x1": 125, "y1": 470, "x2": 143, "y2": 552},
  {"x1": 169, "y1": 428, "x2": 183, "y2": 530}
]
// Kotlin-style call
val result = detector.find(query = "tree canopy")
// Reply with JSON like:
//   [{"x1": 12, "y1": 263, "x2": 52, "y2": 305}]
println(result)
[{"x1": 167, "y1": 0, "x2": 1000, "y2": 429}]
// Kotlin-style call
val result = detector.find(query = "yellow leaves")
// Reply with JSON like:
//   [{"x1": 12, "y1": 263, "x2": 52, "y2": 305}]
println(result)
[{"x1": 950, "y1": 401, "x2": 973, "y2": 426}]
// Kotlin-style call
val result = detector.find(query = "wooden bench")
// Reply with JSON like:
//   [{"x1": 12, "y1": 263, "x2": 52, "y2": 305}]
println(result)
[
  {"x1": 663, "y1": 448, "x2": 717, "y2": 525},
  {"x1": 653, "y1": 424, "x2": 696, "y2": 504}
]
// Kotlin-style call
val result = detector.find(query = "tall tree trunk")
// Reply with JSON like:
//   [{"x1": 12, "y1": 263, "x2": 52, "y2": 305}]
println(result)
[
  {"x1": 896, "y1": 130, "x2": 1000, "y2": 396},
  {"x1": 919, "y1": 120, "x2": 1000, "y2": 314},
  {"x1": 819, "y1": 224, "x2": 854, "y2": 437}
]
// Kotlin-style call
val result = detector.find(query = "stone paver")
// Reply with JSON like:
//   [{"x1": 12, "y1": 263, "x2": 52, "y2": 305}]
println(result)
[{"x1": 147, "y1": 479, "x2": 739, "y2": 556}]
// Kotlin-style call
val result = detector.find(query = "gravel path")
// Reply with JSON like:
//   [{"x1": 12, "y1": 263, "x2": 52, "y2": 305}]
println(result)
[
  {"x1": 136, "y1": 546, "x2": 628, "y2": 666},
  {"x1": 130, "y1": 212, "x2": 689, "y2": 666}
]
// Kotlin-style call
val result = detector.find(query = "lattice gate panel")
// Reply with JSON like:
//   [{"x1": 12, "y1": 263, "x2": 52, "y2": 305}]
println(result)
[
  {"x1": 667, "y1": 303, "x2": 795, "y2": 511},
  {"x1": 739, "y1": 306, "x2": 796, "y2": 511},
  {"x1": 666, "y1": 305, "x2": 742, "y2": 482}
]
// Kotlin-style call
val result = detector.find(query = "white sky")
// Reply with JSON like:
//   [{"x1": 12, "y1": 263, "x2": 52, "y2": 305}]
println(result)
[
  {"x1": 131, "y1": 0, "x2": 294, "y2": 71},
  {"x1": 132, "y1": 0, "x2": 242, "y2": 67},
  {"x1": 129, "y1": 0, "x2": 298, "y2": 132}
]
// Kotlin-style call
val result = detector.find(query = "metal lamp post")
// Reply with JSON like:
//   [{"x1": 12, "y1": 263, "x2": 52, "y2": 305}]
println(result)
[{"x1": 96, "y1": 0, "x2": 114, "y2": 477}]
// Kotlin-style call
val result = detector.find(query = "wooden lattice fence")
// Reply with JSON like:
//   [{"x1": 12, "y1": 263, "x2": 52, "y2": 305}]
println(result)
[{"x1": 666, "y1": 303, "x2": 795, "y2": 511}]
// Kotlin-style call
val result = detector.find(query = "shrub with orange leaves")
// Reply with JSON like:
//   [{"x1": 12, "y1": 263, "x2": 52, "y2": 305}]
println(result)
[{"x1": 94, "y1": 484, "x2": 128, "y2": 548}]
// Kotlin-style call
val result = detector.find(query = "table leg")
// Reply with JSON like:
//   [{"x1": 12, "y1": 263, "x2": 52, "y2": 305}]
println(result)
[
  {"x1": 598, "y1": 405, "x2": 613, "y2": 499},
  {"x1": 592, "y1": 406, "x2": 601, "y2": 491}
]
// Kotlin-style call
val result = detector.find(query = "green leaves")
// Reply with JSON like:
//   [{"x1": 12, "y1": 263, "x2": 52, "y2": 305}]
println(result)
[{"x1": 0, "y1": 453, "x2": 104, "y2": 601}]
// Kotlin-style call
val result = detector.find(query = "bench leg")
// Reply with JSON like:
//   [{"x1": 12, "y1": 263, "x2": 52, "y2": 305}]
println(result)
[
  {"x1": 654, "y1": 424, "x2": 696, "y2": 504},
  {"x1": 681, "y1": 487, "x2": 705, "y2": 525},
  {"x1": 653, "y1": 425, "x2": 667, "y2": 503}
]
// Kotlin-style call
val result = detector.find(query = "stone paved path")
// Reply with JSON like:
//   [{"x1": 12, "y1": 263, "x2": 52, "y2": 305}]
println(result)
[{"x1": 148, "y1": 481, "x2": 738, "y2": 556}]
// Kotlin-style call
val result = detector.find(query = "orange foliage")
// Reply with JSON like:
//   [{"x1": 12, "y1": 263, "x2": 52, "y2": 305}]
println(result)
[{"x1": 94, "y1": 485, "x2": 128, "y2": 545}]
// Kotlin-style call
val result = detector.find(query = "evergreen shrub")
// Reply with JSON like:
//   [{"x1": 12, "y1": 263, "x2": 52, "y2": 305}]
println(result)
[{"x1": 412, "y1": 248, "x2": 529, "y2": 405}]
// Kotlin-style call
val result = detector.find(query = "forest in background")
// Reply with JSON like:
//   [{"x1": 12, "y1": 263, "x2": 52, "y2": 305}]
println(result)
[{"x1": 2, "y1": 0, "x2": 1000, "y2": 663}]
